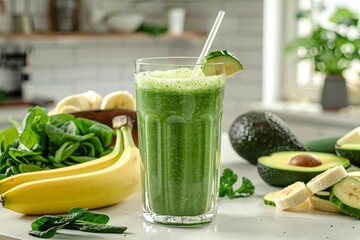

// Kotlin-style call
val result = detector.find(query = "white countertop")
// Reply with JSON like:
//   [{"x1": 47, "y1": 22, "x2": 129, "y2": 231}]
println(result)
[
  {"x1": 0, "y1": 133, "x2": 359, "y2": 240},
  {"x1": 239, "y1": 101, "x2": 360, "y2": 129}
]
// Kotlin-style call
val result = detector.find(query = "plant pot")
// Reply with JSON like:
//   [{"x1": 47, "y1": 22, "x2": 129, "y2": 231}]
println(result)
[{"x1": 320, "y1": 74, "x2": 348, "y2": 111}]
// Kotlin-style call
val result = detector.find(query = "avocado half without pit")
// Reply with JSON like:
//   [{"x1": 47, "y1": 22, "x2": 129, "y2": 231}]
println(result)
[
  {"x1": 335, "y1": 127, "x2": 360, "y2": 167},
  {"x1": 257, "y1": 151, "x2": 350, "y2": 187}
]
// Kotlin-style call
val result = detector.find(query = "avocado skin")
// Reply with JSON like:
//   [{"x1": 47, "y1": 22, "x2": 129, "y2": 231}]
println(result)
[
  {"x1": 229, "y1": 111, "x2": 306, "y2": 164},
  {"x1": 335, "y1": 147, "x2": 360, "y2": 167},
  {"x1": 257, "y1": 163, "x2": 320, "y2": 187}
]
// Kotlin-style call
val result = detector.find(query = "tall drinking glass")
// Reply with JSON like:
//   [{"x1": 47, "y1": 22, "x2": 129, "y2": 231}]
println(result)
[{"x1": 134, "y1": 57, "x2": 225, "y2": 225}]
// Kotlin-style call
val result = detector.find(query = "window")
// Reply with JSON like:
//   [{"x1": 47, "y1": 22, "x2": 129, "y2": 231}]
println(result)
[{"x1": 282, "y1": 0, "x2": 360, "y2": 103}]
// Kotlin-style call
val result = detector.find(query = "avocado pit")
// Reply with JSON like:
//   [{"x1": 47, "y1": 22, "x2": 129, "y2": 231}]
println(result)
[{"x1": 288, "y1": 154, "x2": 322, "y2": 167}]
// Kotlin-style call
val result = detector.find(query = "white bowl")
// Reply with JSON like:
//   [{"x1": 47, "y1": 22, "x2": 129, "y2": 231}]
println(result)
[{"x1": 106, "y1": 13, "x2": 144, "y2": 32}]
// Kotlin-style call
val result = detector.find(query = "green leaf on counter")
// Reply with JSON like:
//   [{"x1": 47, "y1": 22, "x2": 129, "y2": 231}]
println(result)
[
  {"x1": 64, "y1": 222, "x2": 127, "y2": 233},
  {"x1": 219, "y1": 168, "x2": 255, "y2": 199},
  {"x1": 29, "y1": 207, "x2": 127, "y2": 238}
]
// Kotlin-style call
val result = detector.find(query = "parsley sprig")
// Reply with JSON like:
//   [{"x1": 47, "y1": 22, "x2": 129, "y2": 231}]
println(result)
[{"x1": 219, "y1": 168, "x2": 255, "y2": 199}]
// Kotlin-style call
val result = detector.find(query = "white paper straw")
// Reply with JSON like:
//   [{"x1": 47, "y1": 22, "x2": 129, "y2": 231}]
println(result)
[{"x1": 191, "y1": 10, "x2": 225, "y2": 77}]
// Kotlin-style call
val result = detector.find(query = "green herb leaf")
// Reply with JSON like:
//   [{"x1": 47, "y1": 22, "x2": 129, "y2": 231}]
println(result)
[
  {"x1": 19, "y1": 163, "x2": 43, "y2": 173},
  {"x1": 54, "y1": 142, "x2": 80, "y2": 163},
  {"x1": 68, "y1": 207, "x2": 109, "y2": 224},
  {"x1": 233, "y1": 177, "x2": 255, "y2": 198},
  {"x1": 19, "y1": 107, "x2": 48, "y2": 150},
  {"x1": 31, "y1": 208, "x2": 88, "y2": 231},
  {"x1": 0, "y1": 127, "x2": 18, "y2": 150},
  {"x1": 219, "y1": 168, "x2": 255, "y2": 199},
  {"x1": 29, "y1": 208, "x2": 127, "y2": 239},
  {"x1": 29, "y1": 226, "x2": 60, "y2": 239},
  {"x1": 1, "y1": 107, "x2": 115, "y2": 179},
  {"x1": 64, "y1": 222, "x2": 127, "y2": 233}
]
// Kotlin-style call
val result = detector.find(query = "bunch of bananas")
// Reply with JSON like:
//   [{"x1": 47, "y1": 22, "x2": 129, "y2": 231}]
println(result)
[{"x1": 0, "y1": 115, "x2": 140, "y2": 215}]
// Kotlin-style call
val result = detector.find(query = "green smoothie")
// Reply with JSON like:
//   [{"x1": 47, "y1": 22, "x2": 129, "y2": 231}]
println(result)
[{"x1": 135, "y1": 68, "x2": 225, "y2": 217}]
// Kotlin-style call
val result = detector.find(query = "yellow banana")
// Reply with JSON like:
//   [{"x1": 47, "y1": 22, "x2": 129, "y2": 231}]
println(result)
[
  {"x1": 0, "y1": 127, "x2": 123, "y2": 194},
  {"x1": 0, "y1": 116, "x2": 140, "y2": 215}
]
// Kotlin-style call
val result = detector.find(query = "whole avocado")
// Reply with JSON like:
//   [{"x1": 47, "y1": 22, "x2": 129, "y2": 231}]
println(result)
[{"x1": 229, "y1": 111, "x2": 306, "y2": 164}]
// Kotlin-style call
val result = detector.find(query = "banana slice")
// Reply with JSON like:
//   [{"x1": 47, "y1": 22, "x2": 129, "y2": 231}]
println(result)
[
  {"x1": 54, "y1": 94, "x2": 92, "y2": 114},
  {"x1": 100, "y1": 91, "x2": 135, "y2": 111},
  {"x1": 82, "y1": 90, "x2": 103, "y2": 110},
  {"x1": 347, "y1": 171, "x2": 360, "y2": 180},
  {"x1": 273, "y1": 181, "x2": 310, "y2": 210},
  {"x1": 309, "y1": 195, "x2": 340, "y2": 213},
  {"x1": 56, "y1": 105, "x2": 83, "y2": 114},
  {"x1": 306, "y1": 165, "x2": 348, "y2": 195}
]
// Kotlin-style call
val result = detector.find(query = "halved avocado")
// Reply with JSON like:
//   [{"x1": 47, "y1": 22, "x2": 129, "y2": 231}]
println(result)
[
  {"x1": 257, "y1": 151, "x2": 350, "y2": 187},
  {"x1": 336, "y1": 144, "x2": 360, "y2": 167},
  {"x1": 335, "y1": 127, "x2": 360, "y2": 167}
]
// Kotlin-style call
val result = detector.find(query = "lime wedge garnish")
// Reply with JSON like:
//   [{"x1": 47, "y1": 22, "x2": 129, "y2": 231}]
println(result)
[{"x1": 202, "y1": 50, "x2": 243, "y2": 78}]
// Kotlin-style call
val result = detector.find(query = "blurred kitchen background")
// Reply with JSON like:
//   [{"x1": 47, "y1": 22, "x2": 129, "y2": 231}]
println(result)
[{"x1": 0, "y1": 0, "x2": 359, "y2": 140}]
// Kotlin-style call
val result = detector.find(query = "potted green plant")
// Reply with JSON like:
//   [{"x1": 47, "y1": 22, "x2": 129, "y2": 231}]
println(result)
[{"x1": 285, "y1": 7, "x2": 360, "y2": 110}]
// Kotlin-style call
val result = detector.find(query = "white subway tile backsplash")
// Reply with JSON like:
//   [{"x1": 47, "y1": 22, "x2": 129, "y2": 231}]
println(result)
[
  {"x1": 33, "y1": 84, "x2": 73, "y2": 103},
  {"x1": 1, "y1": 0, "x2": 264, "y2": 131},
  {"x1": 224, "y1": 0, "x2": 263, "y2": 14},
  {"x1": 31, "y1": 68, "x2": 53, "y2": 83},
  {"x1": 188, "y1": 1, "x2": 221, "y2": 14},
  {"x1": 34, "y1": 48, "x2": 74, "y2": 66},
  {"x1": 56, "y1": 67, "x2": 97, "y2": 82},
  {"x1": 75, "y1": 79, "x2": 121, "y2": 96}
]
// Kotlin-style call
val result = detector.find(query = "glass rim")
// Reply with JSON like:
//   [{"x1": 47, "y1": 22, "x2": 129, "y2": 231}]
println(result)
[{"x1": 134, "y1": 56, "x2": 224, "y2": 67}]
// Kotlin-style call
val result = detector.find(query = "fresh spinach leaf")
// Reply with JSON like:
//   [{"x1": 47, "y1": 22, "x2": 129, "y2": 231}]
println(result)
[
  {"x1": 31, "y1": 208, "x2": 87, "y2": 231},
  {"x1": 74, "y1": 118, "x2": 114, "y2": 147},
  {"x1": 43, "y1": 124, "x2": 63, "y2": 145},
  {"x1": 29, "y1": 208, "x2": 127, "y2": 239},
  {"x1": 19, "y1": 163, "x2": 43, "y2": 173},
  {"x1": 69, "y1": 155, "x2": 96, "y2": 163},
  {"x1": 85, "y1": 136, "x2": 104, "y2": 156},
  {"x1": 0, "y1": 127, "x2": 18, "y2": 150},
  {"x1": 8, "y1": 148, "x2": 42, "y2": 162},
  {"x1": 19, "y1": 106, "x2": 48, "y2": 149},
  {"x1": 49, "y1": 114, "x2": 75, "y2": 127},
  {"x1": 59, "y1": 121, "x2": 78, "y2": 136},
  {"x1": 89, "y1": 123, "x2": 114, "y2": 148},
  {"x1": 64, "y1": 222, "x2": 127, "y2": 233},
  {"x1": 68, "y1": 207, "x2": 109, "y2": 224},
  {"x1": 74, "y1": 142, "x2": 95, "y2": 158},
  {"x1": 54, "y1": 142, "x2": 80, "y2": 163},
  {"x1": 58, "y1": 133, "x2": 94, "y2": 146},
  {"x1": 29, "y1": 226, "x2": 60, "y2": 239},
  {"x1": 1, "y1": 107, "x2": 116, "y2": 178}
]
